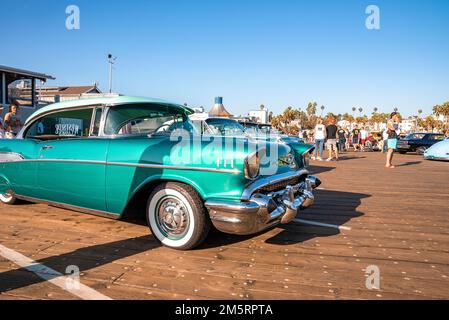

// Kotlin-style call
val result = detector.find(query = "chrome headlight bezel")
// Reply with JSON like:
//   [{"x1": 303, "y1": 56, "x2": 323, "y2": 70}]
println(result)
[
  {"x1": 302, "y1": 149, "x2": 313, "y2": 168},
  {"x1": 244, "y1": 151, "x2": 261, "y2": 180}
]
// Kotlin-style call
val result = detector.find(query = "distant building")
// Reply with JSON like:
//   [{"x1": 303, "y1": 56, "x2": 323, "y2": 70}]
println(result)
[
  {"x1": 1, "y1": 64, "x2": 55, "y2": 122},
  {"x1": 248, "y1": 104, "x2": 269, "y2": 124},
  {"x1": 190, "y1": 106, "x2": 209, "y2": 121},
  {"x1": 209, "y1": 97, "x2": 232, "y2": 118},
  {"x1": 33, "y1": 85, "x2": 103, "y2": 104}
]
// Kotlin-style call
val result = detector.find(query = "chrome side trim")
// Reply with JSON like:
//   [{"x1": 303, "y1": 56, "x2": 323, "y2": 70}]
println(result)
[
  {"x1": 0, "y1": 152, "x2": 25, "y2": 163},
  {"x1": 14, "y1": 194, "x2": 121, "y2": 220},
  {"x1": 4, "y1": 158, "x2": 240, "y2": 174},
  {"x1": 241, "y1": 169, "x2": 308, "y2": 201}
]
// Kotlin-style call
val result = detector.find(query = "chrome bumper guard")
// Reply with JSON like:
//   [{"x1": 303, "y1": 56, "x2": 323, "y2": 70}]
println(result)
[{"x1": 205, "y1": 175, "x2": 321, "y2": 235}]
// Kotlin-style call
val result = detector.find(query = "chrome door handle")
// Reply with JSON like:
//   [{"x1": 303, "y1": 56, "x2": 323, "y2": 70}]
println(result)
[{"x1": 41, "y1": 145, "x2": 54, "y2": 150}]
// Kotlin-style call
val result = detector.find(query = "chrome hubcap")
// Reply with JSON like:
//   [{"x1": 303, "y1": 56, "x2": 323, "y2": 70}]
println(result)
[
  {"x1": 156, "y1": 196, "x2": 189, "y2": 239},
  {"x1": 0, "y1": 191, "x2": 13, "y2": 201}
]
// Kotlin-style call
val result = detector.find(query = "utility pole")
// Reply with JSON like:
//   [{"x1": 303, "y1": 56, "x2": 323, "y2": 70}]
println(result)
[{"x1": 108, "y1": 54, "x2": 117, "y2": 93}]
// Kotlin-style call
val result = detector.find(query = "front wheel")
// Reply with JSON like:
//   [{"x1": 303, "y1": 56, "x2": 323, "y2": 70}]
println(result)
[
  {"x1": 147, "y1": 182, "x2": 210, "y2": 250},
  {"x1": 0, "y1": 191, "x2": 17, "y2": 205},
  {"x1": 416, "y1": 147, "x2": 427, "y2": 155}
]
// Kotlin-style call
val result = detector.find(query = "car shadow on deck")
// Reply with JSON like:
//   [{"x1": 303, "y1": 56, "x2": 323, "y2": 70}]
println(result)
[
  {"x1": 266, "y1": 189, "x2": 369, "y2": 245},
  {"x1": 201, "y1": 189, "x2": 369, "y2": 248},
  {"x1": 0, "y1": 235, "x2": 160, "y2": 294}
]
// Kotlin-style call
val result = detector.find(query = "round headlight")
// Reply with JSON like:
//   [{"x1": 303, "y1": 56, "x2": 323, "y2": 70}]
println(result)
[{"x1": 244, "y1": 152, "x2": 261, "y2": 180}]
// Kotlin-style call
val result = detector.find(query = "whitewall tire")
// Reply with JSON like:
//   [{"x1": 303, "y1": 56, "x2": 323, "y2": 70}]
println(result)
[
  {"x1": 147, "y1": 182, "x2": 210, "y2": 250},
  {"x1": 0, "y1": 191, "x2": 17, "y2": 205}
]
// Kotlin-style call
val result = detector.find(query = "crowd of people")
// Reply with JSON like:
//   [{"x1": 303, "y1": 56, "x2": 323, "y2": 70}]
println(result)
[
  {"x1": 0, "y1": 102, "x2": 23, "y2": 139},
  {"x1": 299, "y1": 112, "x2": 403, "y2": 168}
]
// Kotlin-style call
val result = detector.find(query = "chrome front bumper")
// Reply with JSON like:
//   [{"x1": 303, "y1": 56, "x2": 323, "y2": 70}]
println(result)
[{"x1": 205, "y1": 175, "x2": 321, "y2": 235}]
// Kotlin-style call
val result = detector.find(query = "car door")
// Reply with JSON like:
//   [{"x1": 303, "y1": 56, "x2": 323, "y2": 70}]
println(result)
[{"x1": 26, "y1": 107, "x2": 109, "y2": 212}]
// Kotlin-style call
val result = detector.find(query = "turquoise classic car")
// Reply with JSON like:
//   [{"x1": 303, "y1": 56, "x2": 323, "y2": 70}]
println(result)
[{"x1": 0, "y1": 96, "x2": 320, "y2": 249}]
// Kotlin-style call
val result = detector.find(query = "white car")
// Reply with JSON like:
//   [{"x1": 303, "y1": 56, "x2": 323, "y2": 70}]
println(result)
[{"x1": 424, "y1": 138, "x2": 449, "y2": 161}]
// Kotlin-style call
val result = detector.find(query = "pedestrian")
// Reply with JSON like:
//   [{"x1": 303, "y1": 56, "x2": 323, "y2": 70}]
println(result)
[
  {"x1": 382, "y1": 128, "x2": 389, "y2": 153},
  {"x1": 0, "y1": 107, "x2": 4, "y2": 139},
  {"x1": 360, "y1": 127, "x2": 368, "y2": 152},
  {"x1": 312, "y1": 118, "x2": 326, "y2": 161},
  {"x1": 345, "y1": 128, "x2": 350, "y2": 150},
  {"x1": 337, "y1": 126, "x2": 346, "y2": 152},
  {"x1": 385, "y1": 112, "x2": 401, "y2": 169},
  {"x1": 352, "y1": 125, "x2": 361, "y2": 151},
  {"x1": 326, "y1": 117, "x2": 339, "y2": 161},
  {"x1": 4, "y1": 101, "x2": 23, "y2": 137}
]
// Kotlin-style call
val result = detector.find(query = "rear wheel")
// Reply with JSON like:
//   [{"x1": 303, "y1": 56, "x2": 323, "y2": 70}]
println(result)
[
  {"x1": 146, "y1": 182, "x2": 210, "y2": 250},
  {"x1": 0, "y1": 191, "x2": 17, "y2": 205}
]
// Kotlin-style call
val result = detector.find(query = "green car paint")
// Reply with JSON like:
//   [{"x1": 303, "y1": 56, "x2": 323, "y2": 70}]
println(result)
[{"x1": 1, "y1": 96, "x2": 311, "y2": 219}]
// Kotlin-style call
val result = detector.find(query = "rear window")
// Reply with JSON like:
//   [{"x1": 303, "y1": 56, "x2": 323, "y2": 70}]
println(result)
[{"x1": 25, "y1": 108, "x2": 93, "y2": 140}]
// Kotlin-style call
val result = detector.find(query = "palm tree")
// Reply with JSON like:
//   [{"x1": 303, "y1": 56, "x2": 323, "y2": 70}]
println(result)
[
  {"x1": 352, "y1": 107, "x2": 356, "y2": 114},
  {"x1": 373, "y1": 107, "x2": 378, "y2": 113},
  {"x1": 320, "y1": 105, "x2": 325, "y2": 116},
  {"x1": 358, "y1": 107, "x2": 363, "y2": 115},
  {"x1": 394, "y1": 107, "x2": 398, "y2": 113},
  {"x1": 306, "y1": 102, "x2": 317, "y2": 118}
]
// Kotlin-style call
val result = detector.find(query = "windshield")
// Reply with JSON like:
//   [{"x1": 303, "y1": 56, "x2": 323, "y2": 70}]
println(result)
[
  {"x1": 105, "y1": 104, "x2": 194, "y2": 135},
  {"x1": 205, "y1": 119, "x2": 245, "y2": 135},
  {"x1": 259, "y1": 125, "x2": 279, "y2": 135}
]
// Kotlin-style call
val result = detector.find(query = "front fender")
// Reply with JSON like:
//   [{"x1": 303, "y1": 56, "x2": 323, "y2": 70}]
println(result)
[{"x1": 128, "y1": 173, "x2": 207, "y2": 204}]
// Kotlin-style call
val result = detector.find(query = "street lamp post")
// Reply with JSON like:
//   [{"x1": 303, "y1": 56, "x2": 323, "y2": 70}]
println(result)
[{"x1": 108, "y1": 53, "x2": 117, "y2": 93}]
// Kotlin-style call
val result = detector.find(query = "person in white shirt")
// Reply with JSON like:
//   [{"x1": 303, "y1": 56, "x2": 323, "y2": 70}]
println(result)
[
  {"x1": 312, "y1": 118, "x2": 326, "y2": 161},
  {"x1": 360, "y1": 127, "x2": 368, "y2": 152}
]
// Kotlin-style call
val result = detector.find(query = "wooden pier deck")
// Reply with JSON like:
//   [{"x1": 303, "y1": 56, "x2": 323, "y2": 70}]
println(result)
[{"x1": 1, "y1": 152, "x2": 448, "y2": 300}]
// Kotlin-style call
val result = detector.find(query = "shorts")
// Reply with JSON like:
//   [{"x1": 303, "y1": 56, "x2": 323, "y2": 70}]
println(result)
[
  {"x1": 352, "y1": 137, "x2": 359, "y2": 144},
  {"x1": 360, "y1": 139, "x2": 366, "y2": 145},
  {"x1": 327, "y1": 139, "x2": 337, "y2": 150},
  {"x1": 387, "y1": 138, "x2": 398, "y2": 150}
]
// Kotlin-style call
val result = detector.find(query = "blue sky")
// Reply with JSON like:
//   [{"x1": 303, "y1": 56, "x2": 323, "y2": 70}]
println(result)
[{"x1": 1, "y1": 0, "x2": 448, "y2": 117}]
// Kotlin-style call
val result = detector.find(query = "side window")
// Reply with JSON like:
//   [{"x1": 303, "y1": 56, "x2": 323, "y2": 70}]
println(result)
[
  {"x1": 104, "y1": 104, "x2": 188, "y2": 135},
  {"x1": 25, "y1": 108, "x2": 94, "y2": 140},
  {"x1": 431, "y1": 135, "x2": 444, "y2": 141}
]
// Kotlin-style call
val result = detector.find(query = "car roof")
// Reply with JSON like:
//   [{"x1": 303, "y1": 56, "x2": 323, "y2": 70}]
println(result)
[{"x1": 25, "y1": 96, "x2": 194, "y2": 125}]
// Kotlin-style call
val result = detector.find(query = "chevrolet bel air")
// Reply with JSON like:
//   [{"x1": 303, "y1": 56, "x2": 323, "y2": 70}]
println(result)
[{"x1": 0, "y1": 96, "x2": 320, "y2": 249}]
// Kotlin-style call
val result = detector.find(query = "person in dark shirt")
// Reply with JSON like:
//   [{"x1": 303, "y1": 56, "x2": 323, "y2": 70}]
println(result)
[
  {"x1": 337, "y1": 127, "x2": 347, "y2": 152},
  {"x1": 326, "y1": 117, "x2": 339, "y2": 161},
  {"x1": 385, "y1": 112, "x2": 401, "y2": 168},
  {"x1": 352, "y1": 126, "x2": 361, "y2": 151}
]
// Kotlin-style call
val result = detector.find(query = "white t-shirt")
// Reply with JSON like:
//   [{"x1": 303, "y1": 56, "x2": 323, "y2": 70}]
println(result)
[
  {"x1": 314, "y1": 124, "x2": 326, "y2": 140},
  {"x1": 360, "y1": 129, "x2": 368, "y2": 139}
]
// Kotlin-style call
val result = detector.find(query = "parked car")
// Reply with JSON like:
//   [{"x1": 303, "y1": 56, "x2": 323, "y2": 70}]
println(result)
[
  {"x1": 0, "y1": 96, "x2": 320, "y2": 250},
  {"x1": 396, "y1": 133, "x2": 446, "y2": 154},
  {"x1": 239, "y1": 121, "x2": 304, "y2": 144},
  {"x1": 424, "y1": 138, "x2": 449, "y2": 161},
  {"x1": 364, "y1": 131, "x2": 383, "y2": 151}
]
